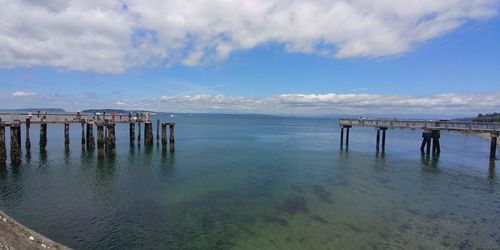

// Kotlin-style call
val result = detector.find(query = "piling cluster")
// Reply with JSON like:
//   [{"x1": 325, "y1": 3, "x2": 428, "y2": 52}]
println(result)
[
  {"x1": 0, "y1": 117, "x2": 175, "y2": 166},
  {"x1": 420, "y1": 130, "x2": 441, "y2": 156}
]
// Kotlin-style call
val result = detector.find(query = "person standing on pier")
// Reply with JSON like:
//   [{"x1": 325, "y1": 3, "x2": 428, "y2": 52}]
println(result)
[
  {"x1": 128, "y1": 112, "x2": 132, "y2": 121},
  {"x1": 92, "y1": 111, "x2": 96, "y2": 121},
  {"x1": 112, "y1": 112, "x2": 116, "y2": 121}
]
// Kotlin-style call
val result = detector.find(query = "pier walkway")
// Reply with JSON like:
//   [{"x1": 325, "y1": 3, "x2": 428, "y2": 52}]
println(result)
[
  {"x1": 0, "y1": 112, "x2": 176, "y2": 165},
  {"x1": 339, "y1": 118, "x2": 499, "y2": 160}
]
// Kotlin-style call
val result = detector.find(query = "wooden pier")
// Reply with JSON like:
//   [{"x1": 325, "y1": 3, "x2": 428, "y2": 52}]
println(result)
[
  {"x1": 0, "y1": 112, "x2": 175, "y2": 165},
  {"x1": 339, "y1": 118, "x2": 499, "y2": 160}
]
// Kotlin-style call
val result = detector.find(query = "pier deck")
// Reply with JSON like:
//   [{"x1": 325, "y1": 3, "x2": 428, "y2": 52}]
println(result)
[
  {"x1": 339, "y1": 118, "x2": 499, "y2": 133},
  {"x1": 0, "y1": 112, "x2": 176, "y2": 165},
  {"x1": 339, "y1": 118, "x2": 499, "y2": 160},
  {"x1": 0, "y1": 112, "x2": 174, "y2": 125}
]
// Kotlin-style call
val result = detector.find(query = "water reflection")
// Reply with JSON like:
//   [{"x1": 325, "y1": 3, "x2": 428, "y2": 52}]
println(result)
[
  {"x1": 39, "y1": 147, "x2": 47, "y2": 165},
  {"x1": 96, "y1": 153, "x2": 117, "y2": 180},
  {"x1": 420, "y1": 154, "x2": 440, "y2": 170},
  {"x1": 488, "y1": 160, "x2": 495, "y2": 180},
  {"x1": 25, "y1": 148, "x2": 31, "y2": 164},
  {"x1": 64, "y1": 145, "x2": 71, "y2": 166}
]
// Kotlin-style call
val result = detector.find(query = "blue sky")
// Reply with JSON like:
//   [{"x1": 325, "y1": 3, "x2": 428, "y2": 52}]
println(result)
[{"x1": 0, "y1": 1, "x2": 499, "y2": 115}]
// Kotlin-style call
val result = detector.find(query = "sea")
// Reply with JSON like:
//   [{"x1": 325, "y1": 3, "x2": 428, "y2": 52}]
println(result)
[{"x1": 0, "y1": 114, "x2": 499, "y2": 249}]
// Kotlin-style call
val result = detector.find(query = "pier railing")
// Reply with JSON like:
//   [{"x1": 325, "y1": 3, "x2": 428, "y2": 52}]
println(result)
[
  {"x1": 339, "y1": 118, "x2": 499, "y2": 133},
  {"x1": 0, "y1": 112, "x2": 138, "y2": 124},
  {"x1": 338, "y1": 118, "x2": 499, "y2": 160}
]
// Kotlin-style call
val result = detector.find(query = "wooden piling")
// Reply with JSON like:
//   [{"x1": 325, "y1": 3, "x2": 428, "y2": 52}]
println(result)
[
  {"x1": 129, "y1": 122, "x2": 135, "y2": 146},
  {"x1": 0, "y1": 122, "x2": 6, "y2": 164},
  {"x1": 376, "y1": 128, "x2": 380, "y2": 151},
  {"x1": 81, "y1": 120, "x2": 86, "y2": 145},
  {"x1": 10, "y1": 122, "x2": 22, "y2": 165},
  {"x1": 40, "y1": 122, "x2": 47, "y2": 150},
  {"x1": 381, "y1": 127, "x2": 387, "y2": 152},
  {"x1": 161, "y1": 123, "x2": 167, "y2": 151},
  {"x1": 491, "y1": 132, "x2": 498, "y2": 160},
  {"x1": 96, "y1": 123, "x2": 105, "y2": 157},
  {"x1": 86, "y1": 123, "x2": 94, "y2": 147},
  {"x1": 340, "y1": 127, "x2": 344, "y2": 149},
  {"x1": 25, "y1": 118, "x2": 31, "y2": 150},
  {"x1": 431, "y1": 130, "x2": 441, "y2": 155},
  {"x1": 144, "y1": 122, "x2": 154, "y2": 145},
  {"x1": 106, "y1": 123, "x2": 116, "y2": 154},
  {"x1": 346, "y1": 126, "x2": 350, "y2": 150},
  {"x1": 169, "y1": 123, "x2": 175, "y2": 152},
  {"x1": 425, "y1": 132, "x2": 431, "y2": 155},
  {"x1": 138, "y1": 122, "x2": 141, "y2": 145},
  {"x1": 64, "y1": 121, "x2": 70, "y2": 145},
  {"x1": 96, "y1": 123, "x2": 105, "y2": 147},
  {"x1": 420, "y1": 132, "x2": 428, "y2": 154},
  {"x1": 156, "y1": 119, "x2": 160, "y2": 142}
]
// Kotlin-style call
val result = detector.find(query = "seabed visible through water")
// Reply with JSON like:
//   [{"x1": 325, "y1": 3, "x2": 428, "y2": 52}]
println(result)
[{"x1": 0, "y1": 115, "x2": 499, "y2": 249}]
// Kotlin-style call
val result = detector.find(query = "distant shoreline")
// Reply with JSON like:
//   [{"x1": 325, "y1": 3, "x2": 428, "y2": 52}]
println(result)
[{"x1": 467, "y1": 132, "x2": 500, "y2": 145}]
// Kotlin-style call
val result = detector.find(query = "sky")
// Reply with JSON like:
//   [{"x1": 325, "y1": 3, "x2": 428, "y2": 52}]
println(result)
[{"x1": 0, "y1": 0, "x2": 499, "y2": 116}]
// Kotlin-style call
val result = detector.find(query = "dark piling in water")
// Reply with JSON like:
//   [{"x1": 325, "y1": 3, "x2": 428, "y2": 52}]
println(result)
[
  {"x1": 64, "y1": 121, "x2": 70, "y2": 145},
  {"x1": 138, "y1": 122, "x2": 141, "y2": 146},
  {"x1": 381, "y1": 127, "x2": 387, "y2": 152},
  {"x1": 81, "y1": 120, "x2": 86, "y2": 145},
  {"x1": 96, "y1": 123, "x2": 104, "y2": 147},
  {"x1": 156, "y1": 119, "x2": 160, "y2": 143},
  {"x1": 169, "y1": 123, "x2": 175, "y2": 152},
  {"x1": 420, "y1": 132, "x2": 428, "y2": 154},
  {"x1": 431, "y1": 130, "x2": 440, "y2": 155},
  {"x1": 10, "y1": 121, "x2": 22, "y2": 165},
  {"x1": 145, "y1": 122, "x2": 153, "y2": 145},
  {"x1": 346, "y1": 126, "x2": 350, "y2": 150},
  {"x1": 96, "y1": 123, "x2": 105, "y2": 157},
  {"x1": 0, "y1": 121, "x2": 6, "y2": 164},
  {"x1": 491, "y1": 132, "x2": 498, "y2": 160},
  {"x1": 161, "y1": 123, "x2": 167, "y2": 151},
  {"x1": 25, "y1": 118, "x2": 31, "y2": 150},
  {"x1": 86, "y1": 123, "x2": 94, "y2": 148},
  {"x1": 106, "y1": 123, "x2": 116, "y2": 154},
  {"x1": 129, "y1": 122, "x2": 135, "y2": 146},
  {"x1": 340, "y1": 127, "x2": 344, "y2": 149},
  {"x1": 39, "y1": 122, "x2": 47, "y2": 150}
]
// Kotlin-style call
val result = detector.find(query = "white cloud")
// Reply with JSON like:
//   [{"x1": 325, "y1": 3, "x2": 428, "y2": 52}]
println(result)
[
  {"x1": 11, "y1": 91, "x2": 37, "y2": 97},
  {"x1": 117, "y1": 92, "x2": 500, "y2": 115},
  {"x1": 0, "y1": 0, "x2": 497, "y2": 73},
  {"x1": 2, "y1": 90, "x2": 499, "y2": 115}
]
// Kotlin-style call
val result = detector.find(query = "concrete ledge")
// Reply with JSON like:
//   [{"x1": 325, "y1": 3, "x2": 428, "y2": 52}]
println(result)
[{"x1": 0, "y1": 210, "x2": 70, "y2": 250}]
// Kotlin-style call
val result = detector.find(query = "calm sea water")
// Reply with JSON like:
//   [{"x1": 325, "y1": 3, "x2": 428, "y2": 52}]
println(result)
[{"x1": 0, "y1": 115, "x2": 499, "y2": 249}]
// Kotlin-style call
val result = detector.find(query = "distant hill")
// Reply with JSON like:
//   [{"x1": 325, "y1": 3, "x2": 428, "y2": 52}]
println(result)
[
  {"x1": 0, "y1": 108, "x2": 65, "y2": 113},
  {"x1": 472, "y1": 112, "x2": 500, "y2": 122},
  {"x1": 81, "y1": 109, "x2": 153, "y2": 114}
]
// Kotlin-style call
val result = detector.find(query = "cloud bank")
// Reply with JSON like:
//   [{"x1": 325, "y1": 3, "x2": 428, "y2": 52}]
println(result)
[
  {"x1": 0, "y1": 0, "x2": 497, "y2": 73},
  {"x1": 2, "y1": 90, "x2": 498, "y2": 115}
]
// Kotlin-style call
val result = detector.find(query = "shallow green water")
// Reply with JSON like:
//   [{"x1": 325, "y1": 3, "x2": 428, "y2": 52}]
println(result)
[{"x1": 0, "y1": 115, "x2": 499, "y2": 249}]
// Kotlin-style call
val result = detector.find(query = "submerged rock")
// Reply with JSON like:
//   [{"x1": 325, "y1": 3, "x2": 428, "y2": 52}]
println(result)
[
  {"x1": 310, "y1": 214, "x2": 328, "y2": 224},
  {"x1": 312, "y1": 185, "x2": 334, "y2": 204},
  {"x1": 263, "y1": 215, "x2": 289, "y2": 226},
  {"x1": 280, "y1": 195, "x2": 309, "y2": 214}
]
